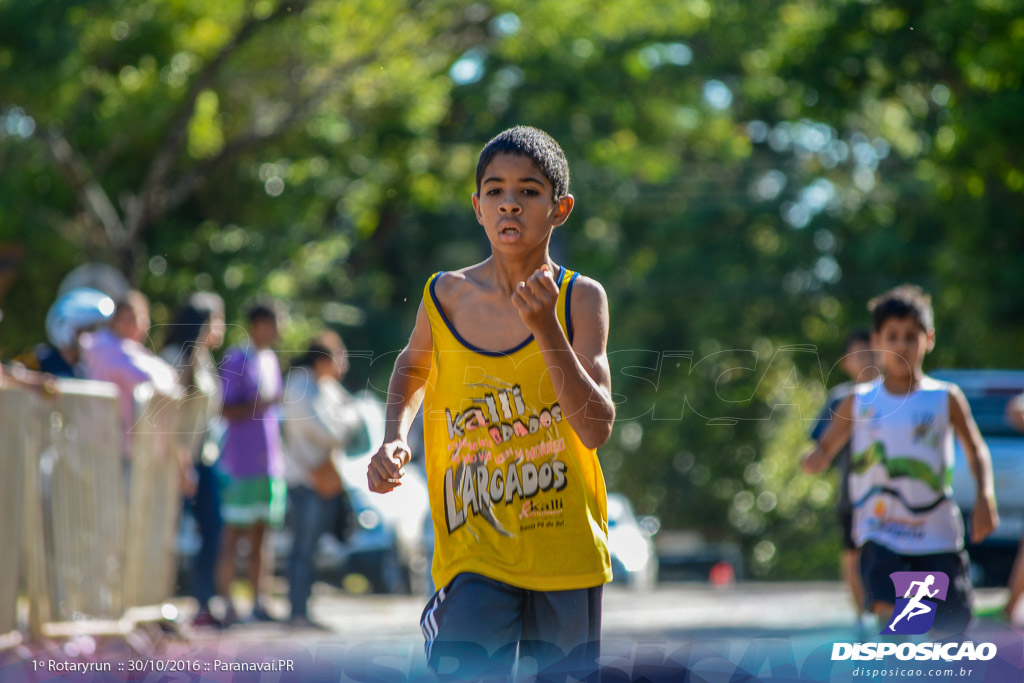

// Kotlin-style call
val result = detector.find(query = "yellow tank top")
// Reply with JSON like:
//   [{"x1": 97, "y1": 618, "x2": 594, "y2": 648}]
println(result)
[{"x1": 422, "y1": 267, "x2": 613, "y2": 591}]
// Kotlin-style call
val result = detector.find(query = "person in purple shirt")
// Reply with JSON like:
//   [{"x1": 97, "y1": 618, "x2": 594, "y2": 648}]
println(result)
[{"x1": 216, "y1": 302, "x2": 286, "y2": 623}]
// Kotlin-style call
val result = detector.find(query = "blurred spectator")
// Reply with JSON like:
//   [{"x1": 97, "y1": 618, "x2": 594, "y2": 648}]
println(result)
[
  {"x1": 216, "y1": 302, "x2": 285, "y2": 623},
  {"x1": 16, "y1": 287, "x2": 115, "y2": 378},
  {"x1": 0, "y1": 359, "x2": 59, "y2": 397},
  {"x1": 281, "y1": 331, "x2": 364, "y2": 628},
  {"x1": 2, "y1": 300, "x2": 55, "y2": 395},
  {"x1": 160, "y1": 292, "x2": 227, "y2": 628},
  {"x1": 809, "y1": 328, "x2": 879, "y2": 623},
  {"x1": 1004, "y1": 392, "x2": 1024, "y2": 623},
  {"x1": 80, "y1": 290, "x2": 179, "y2": 457}
]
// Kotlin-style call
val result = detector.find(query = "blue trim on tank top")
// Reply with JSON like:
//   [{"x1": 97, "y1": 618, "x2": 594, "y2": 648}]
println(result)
[
  {"x1": 565, "y1": 270, "x2": 579, "y2": 345},
  {"x1": 429, "y1": 265, "x2": 566, "y2": 357}
]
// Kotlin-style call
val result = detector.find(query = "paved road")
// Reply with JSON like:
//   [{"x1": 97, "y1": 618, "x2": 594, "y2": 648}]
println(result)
[
  {"x1": 4, "y1": 584, "x2": 1017, "y2": 681},
  {"x1": 175, "y1": 582, "x2": 1010, "y2": 659},
  {"x1": 178, "y1": 582, "x2": 863, "y2": 643},
  {"x1": 186, "y1": 581, "x2": 1008, "y2": 641},
  {"x1": 163, "y1": 583, "x2": 1020, "y2": 681}
]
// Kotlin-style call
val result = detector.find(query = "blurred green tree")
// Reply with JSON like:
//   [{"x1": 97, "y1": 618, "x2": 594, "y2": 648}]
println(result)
[
  {"x1": 0, "y1": 0, "x2": 479, "y2": 353},
  {"x1": 2, "y1": 0, "x2": 1021, "y2": 579}
]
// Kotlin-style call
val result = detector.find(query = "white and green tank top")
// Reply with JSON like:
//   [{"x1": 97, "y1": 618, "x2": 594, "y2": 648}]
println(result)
[{"x1": 849, "y1": 376, "x2": 963, "y2": 554}]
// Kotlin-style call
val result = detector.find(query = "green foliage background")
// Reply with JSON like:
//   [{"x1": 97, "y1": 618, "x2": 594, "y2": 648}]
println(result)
[{"x1": 2, "y1": 0, "x2": 1022, "y2": 579}]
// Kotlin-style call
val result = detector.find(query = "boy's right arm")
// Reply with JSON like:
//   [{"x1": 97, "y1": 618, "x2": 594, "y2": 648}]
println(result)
[
  {"x1": 801, "y1": 395, "x2": 855, "y2": 474},
  {"x1": 367, "y1": 300, "x2": 433, "y2": 494}
]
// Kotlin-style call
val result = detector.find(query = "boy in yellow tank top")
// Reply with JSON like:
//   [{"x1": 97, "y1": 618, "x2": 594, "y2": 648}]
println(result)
[{"x1": 368, "y1": 126, "x2": 615, "y2": 679}]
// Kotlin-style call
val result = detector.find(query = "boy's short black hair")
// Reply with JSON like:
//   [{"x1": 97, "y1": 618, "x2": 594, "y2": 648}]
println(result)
[
  {"x1": 868, "y1": 285, "x2": 934, "y2": 333},
  {"x1": 476, "y1": 126, "x2": 570, "y2": 200},
  {"x1": 843, "y1": 328, "x2": 872, "y2": 352},
  {"x1": 247, "y1": 302, "x2": 278, "y2": 325}
]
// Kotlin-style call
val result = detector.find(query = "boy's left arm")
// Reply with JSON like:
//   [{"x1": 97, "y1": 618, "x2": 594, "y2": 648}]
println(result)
[
  {"x1": 949, "y1": 385, "x2": 999, "y2": 543},
  {"x1": 513, "y1": 266, "x2": 615, "y2": 449}
]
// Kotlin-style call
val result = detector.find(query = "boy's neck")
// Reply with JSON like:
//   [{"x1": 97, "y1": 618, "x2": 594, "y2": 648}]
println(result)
[
  {"x1": 882, "y1": 368, "x2": 925, "y2": 395},
  {"x1": 486, "y1": 252, "x2": 557, "y2": 294}
]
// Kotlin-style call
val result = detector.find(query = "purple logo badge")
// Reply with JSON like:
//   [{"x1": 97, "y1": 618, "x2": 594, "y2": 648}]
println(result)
[{"x1": 884, "y1": 571, "x2": 949, "y2": 635}]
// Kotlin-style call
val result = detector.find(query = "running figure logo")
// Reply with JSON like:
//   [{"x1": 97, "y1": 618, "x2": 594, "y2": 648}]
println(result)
[{"x1": 884, "y1": 571, "x2": 949, "y2": 635}]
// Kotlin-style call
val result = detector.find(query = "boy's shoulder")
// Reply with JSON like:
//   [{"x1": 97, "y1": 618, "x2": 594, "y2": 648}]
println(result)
[
  {"x1": 825, "y1": 380, "x2": 856, "y2": 405},
  {"x1": 431, "y1": 266, "x2": 477, "y2": 290},
  {"x1": 429, "y1": 267, "x2": 484, "y2": 310},
  {"x1": 920, "y1": 375, "x2": 955, "y2": 394},
  {"x1": 566, "y1": 270, "x2": 604, "y2": 291},
  {"x1": 565, "y1": 271, "x2": 607, "y2": 312}
]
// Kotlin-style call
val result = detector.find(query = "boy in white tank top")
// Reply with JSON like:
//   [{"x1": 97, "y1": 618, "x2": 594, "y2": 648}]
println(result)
[{"x1": 802, "y1": 285, "x2": 998, "y2": 636}]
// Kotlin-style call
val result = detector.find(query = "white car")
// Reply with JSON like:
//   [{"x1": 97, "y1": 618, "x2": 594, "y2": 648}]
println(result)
[{"x1": 606, "y1": 493, "x2": 659, "y2": 590}]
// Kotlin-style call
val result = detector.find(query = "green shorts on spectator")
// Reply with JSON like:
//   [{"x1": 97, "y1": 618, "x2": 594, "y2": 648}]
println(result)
[{"x1": 221, "y1": 475, "x2": 286, "y2": 527}]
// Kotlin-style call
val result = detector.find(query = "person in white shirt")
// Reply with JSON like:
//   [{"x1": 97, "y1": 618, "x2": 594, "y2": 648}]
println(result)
[{"x1": 281, "y1": 331, "x2": 364, "y2": 628}]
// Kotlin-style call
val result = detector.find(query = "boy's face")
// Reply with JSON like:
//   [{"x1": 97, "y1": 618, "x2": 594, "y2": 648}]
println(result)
[
  {"x1": 872, "y1": 316, "x2": 934, "y2": 378},
  {"x1": 472, "y1": 153, "x2": 573, "y2": 253},
  {"x1": 840, "y1": 340, "x2": 878, "y2": 383},
  {"x1": 250, "y1": 317, "x2": 279, "y2": 349},
  {"x1": 112, "y1": 304, "x2": 149, "y2": 344}
]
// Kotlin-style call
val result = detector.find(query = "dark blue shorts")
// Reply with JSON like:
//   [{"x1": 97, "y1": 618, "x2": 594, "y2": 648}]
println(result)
[
  {"x1": 420, "y1": 572, "x2": 602, "y2": 680},
  {"x1": 860, "y1": 541, "x2": 974, "y2": 635}
]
